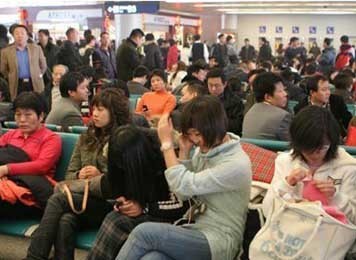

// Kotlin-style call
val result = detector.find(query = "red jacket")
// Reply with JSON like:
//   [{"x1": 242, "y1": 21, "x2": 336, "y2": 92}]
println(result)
[
  {"x1": 0, "y1": 126, "x2": 62, "y2": 183},
  {"x1": 167, "y1": 45, "x2": 179, "y2": 71}
]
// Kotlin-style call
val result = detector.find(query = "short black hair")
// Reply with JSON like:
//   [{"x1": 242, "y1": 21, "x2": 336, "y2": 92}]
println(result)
[
  {"x1": 333, "y1": 73, "x2": 353, "y2": 90},
  {"x1": 244, "y1": 38, "x2": 249, "y2": 42},
  {"x1": 260, "y1": 37, "x2": 267, "y2": 44},
  {"x1": 145, "y1": 33, "x2": 154, "y2": 41},
  {"x1": 9, "y1": 23, "x2": 19, "y2": 35},
  {"x1": 188, "y1": 63, "x2": 207, "y2": 74},
  {"x1": 65, "y1": 27, "x2": 76, "y2": 37},
  {"x1": 79, "y1": 66, "x2": 96, "y2": 79},
  {"x1": 133, "y1": 65, "x2": 149, "y2": 78},
  {"x1": 306, "y1": 74, "x2": 328, "y2": 94},
  {"x1": 340, "y1": 35, "x2": 349, "y2": 43},
  {"x1": 247, "y1": 68, "x2": 268, "y2": 82},
  {"x1": 218, "y1": 33, "x2": 225, "y2": 39},
  {"x1": 168, "y1": 39, "x2": 176, "y2": 46},
  {"x1": 0, "y1": 24, "x2": 7, "y2": 38},
  {"x1": 13, "y1": 92, "x2": 47, "y2": 117},
  {"x1": 226, "y1": 35, "x2": 233, "y2": 42},
  {"x1": 206, "y1": 68, "x2": 226, "y2": 83},
  {"x1": 253, "y1": 72, "x2": 283, "y2": 102},
  {"x1": 129, "y1": 28, "x2": 144, "y2": 38},
  {"x1": 59, "y1": 72, "x2": 86, "y2": 97},
  {"x1": 38, "y1": 29, "x2": 50, "y2": 37},
  {"x1": 13, "y1": 24, "x2": 29, "y2": 34},
  {"x1": 290, "y1": 106, "x2": 340, "y2": 163},
  {"x1": 324, "y1": 37, "x2": 332, "y2": 46},
  {"x1": 86, "y1": 35, "x2": 95, "y2": 44},
  {"x1": 305, "y1": 63, "x2": 318, "y2": 75},
  {"x1": 193, "y1": 34, "x2": 201, "y2": 41},
  {"x1": 181, "y1": 95, "x2": 228, "y2": 148},
  {"x1": 289, "y1": 37, "x2": 299, "y2": 44},
  {"x1": 186, "y1": 82, "x2": 207, "y2": 96},
  {"x1": 149, "y1": 69, "x2": 167, "y2": 83},
  {"x1": 259, "y1": 61, "x2": 272, "y2": 72}
]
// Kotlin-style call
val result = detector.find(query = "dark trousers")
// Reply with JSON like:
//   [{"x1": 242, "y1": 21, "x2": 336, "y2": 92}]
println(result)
[
  {"x1": 0, "y1": 200, "x2": 42, "y2": 218},
  {"x1": 18, "y1": 78, "x2": 33, "y2": 95},
  {"x1": 26, "y1": 192, "x2": 112, "y2": 260}
]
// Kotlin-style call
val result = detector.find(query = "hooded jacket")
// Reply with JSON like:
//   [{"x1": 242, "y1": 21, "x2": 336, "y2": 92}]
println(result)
[{"x1": 263, "y1": 148, "x2": 356, "y2": 225}]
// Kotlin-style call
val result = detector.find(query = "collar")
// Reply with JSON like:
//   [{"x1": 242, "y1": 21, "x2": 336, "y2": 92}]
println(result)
[
  {"x1": 12, "y1": 126, "x2": 46, "y2": 140},
  {"x1": 127, "y1": 38, "x2": 138, "y2": 47},
  {"x1": 16, "y1": 45, "x2": 28, "y2": 51}
]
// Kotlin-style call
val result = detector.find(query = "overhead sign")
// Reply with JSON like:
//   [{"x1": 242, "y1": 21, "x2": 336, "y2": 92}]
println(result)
[
  {"x1": 275, "y1": 26, "x2": 283, "y2": 33},
  {"x1": 292, "y1": 26, "x2": 299, "y2": 34},
  {"x1": 105, "y1": 1, "x2": 159, "y2": 17},
  {"x1": 259, "y1": 26, "x2": 266, "y2": 34},
  {"x1": 326, "y1": 26, "x2": 334, "y2": 35},
  {"x1": 309, "y1": 26, "x2": 317, "y2": 34},
  {"x1": 36, "y1": 9, "x2": 102, "y2": 21}
]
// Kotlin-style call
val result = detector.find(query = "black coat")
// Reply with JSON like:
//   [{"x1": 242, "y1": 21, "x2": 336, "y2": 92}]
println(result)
[
  {"x1": 294, "y1": 94, "x2": 352, "y2": 137},
  {"x1": 258, "y1": 44, "x2": 273, "y2": 62},
  {"x1": 116, "y1": 38, "x2": 142, "y2": 82},
  {"x1": 39, "y1": 42, "x2": 60, "y2": 72},
  {"x1": 56, "y1": 41, "x2": 83, "y2": 72},
  {"x1": 143, "y1": 42, "x2": 163, "y2": 70}
]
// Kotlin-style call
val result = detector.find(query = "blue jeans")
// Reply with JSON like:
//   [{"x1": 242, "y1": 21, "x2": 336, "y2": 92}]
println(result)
[{"x1": 116, "y1": 222, "x2": 212, "y2": 260}]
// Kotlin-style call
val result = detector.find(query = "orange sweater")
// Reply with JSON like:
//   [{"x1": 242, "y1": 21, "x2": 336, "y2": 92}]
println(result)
[{"x1": 136, "y1": 91, "x2": 176, "y2": 118}]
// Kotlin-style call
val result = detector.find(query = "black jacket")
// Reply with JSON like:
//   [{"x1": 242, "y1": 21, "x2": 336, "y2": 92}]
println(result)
[
  {"x1": 143, "y1": 42, "x2": 163, "y2": 70},
  {"x1": 239, "y1": 45, "x2": 256, "y2": 62},
  {"x1": 39, "y1": 42, "x2": 60, "y2": 72},
  {"x1": 56, "y1": 41, "x2": 83, "y2": 72},
  {"x1": 258, "y1": 44, "x2": 273, "y2": 62},
  {"x1": 116, "y1": 38, "x2": 142, "y2": 82},
  {"x1": 294, "y1": 94, "x2": 352, "y2": 137}
]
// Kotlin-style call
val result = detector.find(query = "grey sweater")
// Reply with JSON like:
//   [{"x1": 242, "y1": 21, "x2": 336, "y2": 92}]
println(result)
[{"x1": 165, "y1": 133, "x2": 252, "y2": 260}]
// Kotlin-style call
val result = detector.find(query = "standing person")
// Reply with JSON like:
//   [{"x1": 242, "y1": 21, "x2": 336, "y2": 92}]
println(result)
[
  {"x1": 56, "y1": 27, "x2": 83, "y2": 72},
  {"x1": 226, "y1": 35, "x2": 239, "y2": 64},
  {"x1": 210, "y1": 34, "x2": 229, "y2": 68},
  {"x1": 0, "y1": 24, "x2": 9, "y2": 50},
  {"x1": 239, "y1": 38, "x2": 257, "y2": 62},
  {"x1": 26, "y1": 88, "x2": 132, "y2": 260},
  {"x1": 143, "y1": 33, "x2": 163, "y2": 71},
  {"x1": 0, "y1": 24, "x2": 47, "y2": 101},
  {"x1": 116, "y1": 28, "x2": 144, "y2": 82},
  {"x1": 189, "y1": 34, "x2": 209, "y2": 64},
  {"x1": 284, "y1": 37, "x2": 305, "y2": 65},
  {"x1": 309, "y1": 41, "x2": 321, "y2": 59},
  {"x1": 38, "y1": 29, "x2": 59, "y2": 75},
  {"x1": 158, "y1": 39, "x2": 169, "y2": 70},
  {"x1": 318, "y1": 38, "x2": 336, "y2": 76},
  {"x1": 116, "y1": 95, "x2": 252, "y2": 260},
  {"x1": 92, "y1": 32, "x2": 117, "y2": 80},
  {"x1": 258, "y1": 37, "x2": 273, "y2": 63},
  {"x1": 335, "y1": 35, "x2": 355, "y2": 70},
  {"x1": 167, "y1": 39, "x2": 179, "y2": 71}
]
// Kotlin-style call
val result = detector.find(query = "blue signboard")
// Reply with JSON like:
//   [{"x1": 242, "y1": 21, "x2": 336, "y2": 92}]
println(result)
[
  {"x1": 275, "y1": 26, "x2": 283, "y2": 33},
  {"x1": 326, "y1": 26, "x2": 334, "y2": 34},
  {"x1": 105, "y1": 1, "x2": 159, "y2": 17},
  {"x1": 292, "y1": 26, "x2": 299, "y2": 34},
  {"x1": 259, "y1": 26, "x2": 266, "y2": 33},
  {"x1": 309, "y1": 26, "x2": 317, "y2": 34}
]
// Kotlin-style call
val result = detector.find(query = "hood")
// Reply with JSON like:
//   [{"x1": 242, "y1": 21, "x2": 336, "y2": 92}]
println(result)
[{"x1": 340, "y1": 44, "x2": 352, "y2": 52}]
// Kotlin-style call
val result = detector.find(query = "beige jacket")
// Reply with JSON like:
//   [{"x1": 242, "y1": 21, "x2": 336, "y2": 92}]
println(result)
[{"x1": 0, "y1": 43, "x2": 47, "y2": 100}]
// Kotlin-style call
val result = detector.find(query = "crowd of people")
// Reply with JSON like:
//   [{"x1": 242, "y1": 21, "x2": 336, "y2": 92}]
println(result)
[{"x1": 0, "y1": 22, "x2": 355, "y2": 259}]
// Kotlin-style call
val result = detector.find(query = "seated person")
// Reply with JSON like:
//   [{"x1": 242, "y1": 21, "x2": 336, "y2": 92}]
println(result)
[
  {"x1": 263, "y1": 106, "x2": 356, "y2": 227},
  {"x1": 171, "y1": 81, "x2": 206, "y2": 131},
  {"x1": 0, "y1": 92, "x2": 61, "y2": 216},
  {"x1": 294, "y1": 74, "x2": 352, "y2": 137},
  {"x1": 333, "y1": 72, "x2": 354, "y2": 104},
  {"x1": 45, "y1": 72, "x2": 89, "y2": 131},
  {"x1": 243, "y1": 72, "x2": 292, "y2": 141},
  {"x1": 44, "y1": 64, "x2": 68, "y2": 112},
  {"x1": 207, "y1": 68, "x2": 244, "y2": 136},
  {"x1": 86, "y1": 125, "x2": 188, "y2": 260},
  {"x1": 27, "y1": 88, "x2": 131, "y2": 260},
  {"x1": 116, "y1": 95, "x2": 252, "y2": 260},
  {"x1": 127, "y1": 65, "x2": 150, "y2": 95},
  {"x1": 136, "y1": 69, "x2": 176, "y2": 123}
]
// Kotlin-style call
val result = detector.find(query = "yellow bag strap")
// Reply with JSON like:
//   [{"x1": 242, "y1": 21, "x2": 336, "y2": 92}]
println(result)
[{"x1": 62, "y1": 179, "x2": 89, "y2": 214}]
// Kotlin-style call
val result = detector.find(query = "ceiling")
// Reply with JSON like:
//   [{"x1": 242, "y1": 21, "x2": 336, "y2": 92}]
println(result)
[{"x1": 2, "y1": 0, "x2": 356, "y2": 15}]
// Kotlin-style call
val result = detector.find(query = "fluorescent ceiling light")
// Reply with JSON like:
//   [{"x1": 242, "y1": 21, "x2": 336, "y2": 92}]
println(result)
[
  {"x1": 195, "y1": 3, "x2": 356, "y2": 7},
  {"x1": 166, "y1": 0, "x2": 356, "y2": 2}
]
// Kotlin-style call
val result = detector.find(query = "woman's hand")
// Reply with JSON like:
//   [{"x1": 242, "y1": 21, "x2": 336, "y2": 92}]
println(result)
[
  {"x1": 178, "y1": 134, "x2": 193, "y2": 160},
  {"x1": 157, "y1": 114, "x2": 174, "y2": 144},
  {"x1": 0, "y1": 165, "x2": 9, "y2": 178},
  {"x1": 114, "y1": 196, "x2": 143, "y2": 217},
  {"x1": 313, "y1": 179, "x2": 336, "y2": 199},
  {"x1": 286, "y1": 168, "x2": 308, "y2": 186},
  {"x1": 78, "y1": 166, "x2": 101, "y2": 179}
]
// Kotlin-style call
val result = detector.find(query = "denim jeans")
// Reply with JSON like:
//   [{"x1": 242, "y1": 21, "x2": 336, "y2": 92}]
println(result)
[{"x1": 116, "y1": 222, "x2": 211, "y2": 260}]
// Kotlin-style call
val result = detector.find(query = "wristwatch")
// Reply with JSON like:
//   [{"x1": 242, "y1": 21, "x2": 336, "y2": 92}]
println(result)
[{"x1": 160, "y1": 142, "x2": 173, "y2": 151}]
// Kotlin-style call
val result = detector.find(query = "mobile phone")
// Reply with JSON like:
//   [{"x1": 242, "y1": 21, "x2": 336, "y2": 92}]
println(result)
[
  {"x1": 143, "y1": 105, "x2": 148, "y2": 112},
  {"x1": 115, "y1": 200, "x2": 124, "y2": 207}
]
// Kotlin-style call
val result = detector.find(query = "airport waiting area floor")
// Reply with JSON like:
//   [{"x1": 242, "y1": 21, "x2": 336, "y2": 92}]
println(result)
[{"x1": 0, "y1": 235, "x2": 88, "y2": 260}]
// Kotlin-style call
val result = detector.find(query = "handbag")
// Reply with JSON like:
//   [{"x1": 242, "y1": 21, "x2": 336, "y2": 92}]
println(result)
[
  {"x1": 249, "y1": 189, "x2": 356, "y2": 260},
  {"x1": 54, "y1": 174, "x2": 103, "y2": 214}
]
